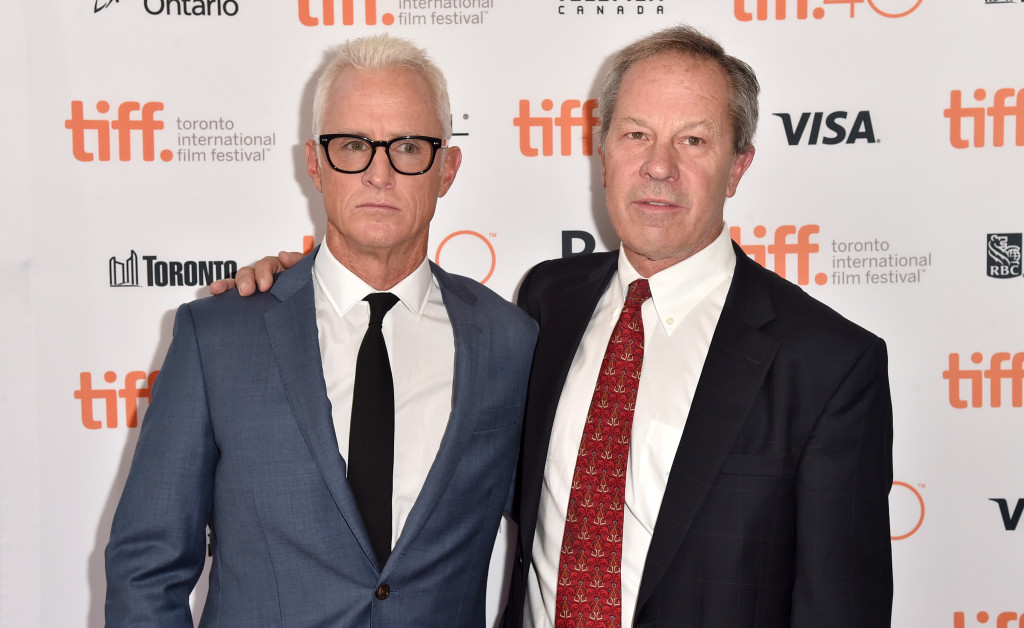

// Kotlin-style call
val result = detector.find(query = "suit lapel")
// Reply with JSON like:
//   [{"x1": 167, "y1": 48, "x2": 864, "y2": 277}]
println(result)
[
  {"x1": 635, "y1": 248, "x2": 780, "y2": 611},
  {"x1": 263, "y1": 251, "x2": 379, "y2": 569},
  {"x1": 519, "y1": 254, "x2": 617, "y2": 550},
  {"x1": 383, "y1": 264, "x2": 483, "y2": 575}
]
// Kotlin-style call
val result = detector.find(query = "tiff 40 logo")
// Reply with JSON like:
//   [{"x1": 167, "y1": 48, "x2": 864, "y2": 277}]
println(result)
[
  {"x1": 735, "y1": 0, "x2": 922, "y2": 20},
  {"x1": 299, "y1": 0, "x2": 394, "y2": 25}
]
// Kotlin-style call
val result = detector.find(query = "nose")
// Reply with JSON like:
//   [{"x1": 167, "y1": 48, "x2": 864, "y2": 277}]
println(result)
[
  {"x1": 362, "y1": 145, "x2": 396, "y2": 187},
  {"x1": 639, "y1": 141, "x2": 679, "y2": 181}
]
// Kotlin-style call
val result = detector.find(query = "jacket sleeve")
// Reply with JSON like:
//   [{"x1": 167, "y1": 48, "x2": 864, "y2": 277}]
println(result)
[
  {"x1": 791, "y1": 336, "x2": 894, "y2": 627},
  {"x1": 104, "y1": 303, "x2": 217, "y2": 627}
]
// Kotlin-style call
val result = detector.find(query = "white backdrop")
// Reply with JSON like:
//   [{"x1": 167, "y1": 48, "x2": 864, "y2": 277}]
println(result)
[{"x1": 2, "y1": 1, "x2": 1023, "y2": 626}]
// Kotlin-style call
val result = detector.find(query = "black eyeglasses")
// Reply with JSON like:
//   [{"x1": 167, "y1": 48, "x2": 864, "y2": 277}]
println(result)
[{"x1": 314, "y1": 134, "x2": 447, "y2": 176}]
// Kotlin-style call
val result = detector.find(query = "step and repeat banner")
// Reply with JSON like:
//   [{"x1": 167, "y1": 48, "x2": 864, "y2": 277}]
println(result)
[{"x1": 2, "y1": 1, "x2": 1022, "y2": 626}]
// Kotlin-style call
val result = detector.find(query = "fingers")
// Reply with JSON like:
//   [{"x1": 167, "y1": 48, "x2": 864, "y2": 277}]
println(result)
[
  {"x1": 250, "y1": 252, "x2": 291, "y2": 293},
  {"x1": 279, "y1": 250, "x2": 302, "y2": 269},
  {"x1": 234, "y1": 265, "x2": 259, "y2": 296},
  {"x1": 208, "y1": 278, "x2": 236, "y2": 295},
  {"x1": 210, "y1": 250, "x2": 304, "y2": 297}
]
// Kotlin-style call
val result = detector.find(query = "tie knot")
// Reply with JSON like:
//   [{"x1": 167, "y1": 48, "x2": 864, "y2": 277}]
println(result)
[
  {"x1": 624, "y1": 279, "x2": 652, "y2": 309},
  {"x1": 364, "y1": 292, "x2": 400, "y2": 327}
]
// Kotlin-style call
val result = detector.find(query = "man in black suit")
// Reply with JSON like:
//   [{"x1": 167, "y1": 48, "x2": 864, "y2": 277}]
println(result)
[
  {"x1": 507, "y1": 25, "x2": 893, "y2": 628},
  {"x1": 218, "y1": 25, "x2": 893, "y2": 628}
]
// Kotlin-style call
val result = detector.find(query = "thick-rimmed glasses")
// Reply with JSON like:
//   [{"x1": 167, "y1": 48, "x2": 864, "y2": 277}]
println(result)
[{"x1": 314, "y1": 134, "x2": 447, "y2": 176}]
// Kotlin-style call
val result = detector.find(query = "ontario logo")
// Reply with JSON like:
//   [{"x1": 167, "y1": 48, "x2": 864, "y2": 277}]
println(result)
[
  {"x1": 94, "y1": 0, "x2": 240, "y2": 15},
  {"x1": 109, "y1": 250, "x2": 238, "y2": 288},
  {"x1": 987, "y1": 233, "x2": 1022, "y2": 278}
]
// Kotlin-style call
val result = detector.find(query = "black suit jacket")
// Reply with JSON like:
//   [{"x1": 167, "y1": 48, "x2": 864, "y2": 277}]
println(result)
[{"x1": 509, "y1": 243, "x2": 893, "y2": 628}]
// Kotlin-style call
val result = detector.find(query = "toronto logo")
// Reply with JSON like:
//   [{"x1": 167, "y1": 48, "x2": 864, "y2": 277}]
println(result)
[{"x1": 109, "y1": 249, "x2": 238, "y2": 287}]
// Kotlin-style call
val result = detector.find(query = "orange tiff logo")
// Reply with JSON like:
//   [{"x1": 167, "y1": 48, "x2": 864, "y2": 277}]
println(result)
[
  {"x1": 944, "y1": 88, "x2": 1024, "y2": 149},
  {"x1": 954, "y1": 611, "x2": 1024, "y2": 628},
  {"x1": 730, "y1": 224, "x2": 826, "y2": 286},
  {"x1": 65, "y1": 100, "x2": 173, "y2": 162},
  {"x1": 735, "y1": 0, "x2": 923, "y2": 20},
  {"x1": 513, "y1": 99, "x2": 599, "y2": 157},
  {"x1": 74, "y1": 370, "x2": 159, "y2": 429},
  {"x1": 298, "y1": 0, "x2": 394, "y2": 25},
  {"x1": 943, "y1": 352, "x2": 1024, "y2": 409}
]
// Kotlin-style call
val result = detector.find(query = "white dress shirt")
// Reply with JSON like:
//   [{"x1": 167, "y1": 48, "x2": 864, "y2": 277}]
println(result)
[
  {"x1": 524, "y1": 227, "x2": 736, "y2": 627},
  {"x1": 312, "y1": 244, "x2": 455, "y2": 551}
]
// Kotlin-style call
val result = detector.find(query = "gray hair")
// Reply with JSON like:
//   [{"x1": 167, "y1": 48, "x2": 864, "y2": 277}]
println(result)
[
  {"x1": 311, "y1": 34, "x2": 452, "y2": 139},
  {"x1": 598, "y1": 25, "x2": 760, "y2": 155}
]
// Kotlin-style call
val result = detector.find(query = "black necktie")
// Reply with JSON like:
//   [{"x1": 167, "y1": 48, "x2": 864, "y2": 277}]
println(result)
[{"x1": 348, "y1": 292, "x2": 400, "y2": 565}]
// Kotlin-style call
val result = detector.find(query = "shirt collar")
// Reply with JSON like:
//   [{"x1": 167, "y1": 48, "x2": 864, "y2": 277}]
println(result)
[
  {"x1": 613, "y1": 224, "x2": 736, "y2": 335},
  {"x1": 312, "y1": 240, "x2": 433, "y2": 319}
]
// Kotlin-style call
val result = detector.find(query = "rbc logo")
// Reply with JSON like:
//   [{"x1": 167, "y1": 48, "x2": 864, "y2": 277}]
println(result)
[
  {"x1": 773, "y1": 111, "x2": 877, "y2": 145},
  {"x1": 987, "y1": 233, "x2": 1022, "y2": 278},
  {"x1": 513, "y1": 99, "x2": 600, "y2": 157},
  {"x1": 298, "y1": 0, "x2": 394, "y2": 25},
  {"x1": 65, "y1": 101, "x2": 172, "y2": 162}
]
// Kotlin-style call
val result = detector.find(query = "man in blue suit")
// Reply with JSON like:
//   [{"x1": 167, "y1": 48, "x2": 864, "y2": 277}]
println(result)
[{"x1": 104, "y1": 34, "x2": 538, "y2": 627}]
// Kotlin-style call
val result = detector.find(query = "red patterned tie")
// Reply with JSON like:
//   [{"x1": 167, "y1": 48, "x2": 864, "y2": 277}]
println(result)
[{"x1": 555, "y1": 278, "x2": 651, "y2": 628}]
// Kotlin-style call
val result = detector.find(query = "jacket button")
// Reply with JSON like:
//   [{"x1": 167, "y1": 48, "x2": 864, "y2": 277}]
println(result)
[{"x1": 375, "y1": 583, "x2": 390, "y2": 600}]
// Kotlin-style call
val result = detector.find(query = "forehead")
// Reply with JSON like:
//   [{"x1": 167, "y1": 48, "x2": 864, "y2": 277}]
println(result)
[
  {"x1": 614, "y1": 52, "x2": 732, "y2": 126},
  {"x1": 323, "y1": 66, "x2": 441, "y2": 134}
]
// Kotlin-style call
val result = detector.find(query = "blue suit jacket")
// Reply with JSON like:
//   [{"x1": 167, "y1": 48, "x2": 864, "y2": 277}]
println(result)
[{"x1": 105, "y1": 252, "x2": 538, "y2": 627}]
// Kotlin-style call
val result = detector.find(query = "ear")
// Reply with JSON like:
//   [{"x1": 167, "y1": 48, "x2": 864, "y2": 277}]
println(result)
[
  {"x1": 436, "y1": 145, "x2": 463, "y2": 198},
  {"x1": 598, "y1": 144, "x2": 607, "y2": 188},
  {"x1": 725, "y1": 145, "x2": 755, "y2": 198},
  {"x1": 305, "y1": 139, "x2": 323, "y2": 193}
]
